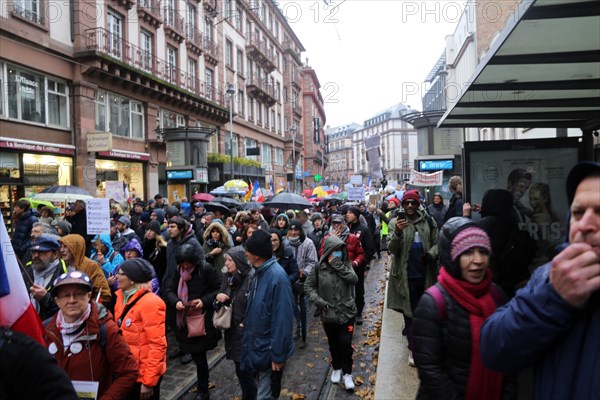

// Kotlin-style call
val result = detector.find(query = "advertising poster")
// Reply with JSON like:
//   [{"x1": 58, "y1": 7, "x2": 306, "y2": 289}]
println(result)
[{"x1": 465, "y1": 138, "x2": 582, "y2": 267}]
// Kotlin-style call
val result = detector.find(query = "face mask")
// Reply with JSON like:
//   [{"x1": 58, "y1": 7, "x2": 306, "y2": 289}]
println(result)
[{"x1": 331, "y1": 250, "x2": 343, "y2": 259}]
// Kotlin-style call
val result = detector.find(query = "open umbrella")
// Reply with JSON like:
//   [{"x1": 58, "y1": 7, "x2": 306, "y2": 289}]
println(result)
[
  {"x1": 263, "y1": 192, "x2": 313, "y2": 210},
  {"x1": 239, "y1": 201, "x2": 263, "y2": 211},
  {"x1": 203, "y1": 202, "x2": 231, "y2": 215},
  {"x1": 210, "y1": 186, "x2": 246, "y2": 196},
  {"x1": 224, "y1": 179, "x2": 249, "y2": 192},
  {"x1": 301, "y1": 189, "x2": 313, "y2": 197},
  {"x1": 33, "y1": 185, "x2": 94, "y2": 202},
  {"x1": 311, "y1": 186, "x2": 328, "y2": 198},
  {"x1": 192, "y1": 193, "x2": 214, "y2": 202},
  {"x1": 213, "y1": 197, "x2": 241, "y2": 208}
]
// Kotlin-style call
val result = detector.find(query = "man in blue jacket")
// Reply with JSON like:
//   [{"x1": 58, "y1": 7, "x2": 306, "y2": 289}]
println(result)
[
  {"x1": 242, "y1": 228, "x2": 295, "y2": 400},
  {"x1": 480, "y1": 161, "x2": 600, "y2": 399}
]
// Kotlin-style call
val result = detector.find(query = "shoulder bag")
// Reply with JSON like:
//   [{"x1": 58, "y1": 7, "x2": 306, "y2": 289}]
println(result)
[
  {"x1": 212, "y1": 302, "x2": 233, "y2": 330},
  {"x1": 186, "y1": 306, "x2": 207, "y2": 337}
]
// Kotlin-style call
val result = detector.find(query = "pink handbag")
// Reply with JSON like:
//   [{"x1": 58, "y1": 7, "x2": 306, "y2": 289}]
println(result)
[{"x1": 185, "y1": 308, "x2": 207, "y2": 337}]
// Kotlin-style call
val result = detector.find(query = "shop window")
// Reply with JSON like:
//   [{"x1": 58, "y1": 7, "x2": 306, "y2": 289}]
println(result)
[{"x1": 0, "y1": 152, "x2": 20, "y2": 179}]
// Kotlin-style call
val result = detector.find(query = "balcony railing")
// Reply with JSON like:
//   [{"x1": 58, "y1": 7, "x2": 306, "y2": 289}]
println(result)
[
  {"x1": 290, "y1": 71, "x2": 301, "y2": 89},
  {"x1": 292, "y1": 102, "x2": 302, "y2": 117},
  {"x1": 163, "y1": 6, "x2": 185, "y2": 42},
  {"x1": 185, "y1": 23, "x2": 203, "y2": 55},
  {"x1": 245, "y1": 33, "x2": 276, "y2": 73},
  {"x1": 246, "y1": 74, "x2": 277, "y2": 107},
  {"x1": 137, "y1": 0, "x2": 162, "y2": 28},
  {"x1": 84, "y1": 27, "x2": 225, "y2": 105},
  {"x1": 203, "y1": 37, "x2": 218, "y2": 65}
]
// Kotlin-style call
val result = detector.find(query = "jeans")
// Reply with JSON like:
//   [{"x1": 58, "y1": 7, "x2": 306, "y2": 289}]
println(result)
[
  {"x1": 191, "y1": 351, "x2": 209, "y2": 394},
  {"x1": 322, "y1": 318, "x2": 355, "y2": 374},
  {"x1": 235, "y1": 361, "x2": 257, "y2": 400},
  {"x1": 404, "y1": 278, "x2": 425, "y2": 350},
  {"x1": 256, "y1": 367, "x2": 284, "y2": 399}
]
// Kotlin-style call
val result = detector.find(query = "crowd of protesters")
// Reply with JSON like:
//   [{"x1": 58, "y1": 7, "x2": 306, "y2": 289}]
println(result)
[{"x1": 7, "y1": 161, "x2": 600, "y2": 399}]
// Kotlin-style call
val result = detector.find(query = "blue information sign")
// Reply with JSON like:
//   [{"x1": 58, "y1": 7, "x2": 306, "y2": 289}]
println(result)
[
  {"x1": 419, "y1": 160, "x2": 454, "y2": 171},
  {"x1": 167, "y1": 170, "x2": 193, "y2": 180}
]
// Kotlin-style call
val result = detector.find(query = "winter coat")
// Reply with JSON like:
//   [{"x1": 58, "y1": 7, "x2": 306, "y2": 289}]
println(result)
[
  {"x1": 348, "y1": 220, "x2": 376, "y2": 264},
  {"x1": 275, "y1": 244, "x2": 300, "y2": 285},
  {"x1": 59, "y1": 234, "x2": 112, "y2": 305},
  {"x1": 442, "y1": 192, "x2": 463, "y2": 225},
  {"x1": 91, "y1": 234, "x2": 126, "y2": 277},
  {"x1": 386, "y1": 209, "x2": 439, "y2": 316},
  {"x1": 480, "y1": 261, "x2": 600, "y2": 400},
  {"x1": 163, "y1": 230, "x2": 205, "y2": 291},
  {"x1": 319, "y1": 232, "x2": 365, "y2": 269},
  {"x1": 164, "y1": 260, "x2": 222, "y2": 354},
  {"x1": 114, "y1": 288, "x2": 167, "y2": 388},
  {"x1": 1, "y1": 328, "x2": 78, "y2": 400},
  {"x1": 308, "y1": 227, "x2": 327, "y2": 254},
  {"x1": 202, "y1": 222, "x2": 231, "y2": 274},
  {"x1": 413, "y1": 284, "x2": 514, "y2": 399},
  {"x1": 289, "y1": 237, "x2": 318, "y2": 278},
  {"x1": 23, "y1": 258, "x2": 68, "y2": 322},
  {"x1": 305, "y1": 236, "x2": 358, "y2": 325},
  {"x1": 241, "y1": 257, "x2": 295, "y2": 372},
  {"x1": 143, "y1": 238, "x2": 167, "y2": 286},
  {"x1": 219, "y1": 262, "x2": 255, "y2": 362},
  {"x1": 44, "y1": 302, "x2": 139, "y2": 400},
  {"x1": 12, "y1": 209, "x2": 38, "y2": 259},
  {"x1": 427, "y1": 203, "x2": 448, "y2": 228},
  {"x1": 66, "y1": 210, "x2": 92, "y2": 256}
]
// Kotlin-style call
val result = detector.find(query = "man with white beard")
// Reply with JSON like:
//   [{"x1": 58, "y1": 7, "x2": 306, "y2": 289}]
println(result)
[{"x1": 22, "y1": 235, "x2": 68, "y2": 321}]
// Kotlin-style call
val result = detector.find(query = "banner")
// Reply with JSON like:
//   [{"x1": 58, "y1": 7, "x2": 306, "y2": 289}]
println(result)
[
  {"x1": 348, "y1": 187, "x2": 365, "y2": 201},
  {"x1": 412, "y1": 170, "x2": 443, "y2": 187}
]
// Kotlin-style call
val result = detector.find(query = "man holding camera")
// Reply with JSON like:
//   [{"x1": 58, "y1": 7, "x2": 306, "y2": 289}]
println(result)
[{"x1": 386, "y1": 190, "x2": 439, "y2": 366}]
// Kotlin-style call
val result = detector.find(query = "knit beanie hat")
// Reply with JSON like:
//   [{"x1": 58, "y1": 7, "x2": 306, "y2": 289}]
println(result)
[
  {"x1": 288, "y1": 219, "x2": 303, "y2": 231},
  {"x1": 119, "y1": 258, "x2": 156, "y2": 283},
  {"x1": 277, "y1": 213, "x2": 289, "y2": 224},
  {"x1": 140, "y1": 211, "x2": 151, "y2": 223},
  {"x1": 152, "y1": 209, "x2": 165, "y2": 224},
  {"x1": 311, "y1": 212, "x2": 323, "y2": 222},
  {"x1": 388, "y1": 197, "x2": 399, "y2": 207},
  {"x1": 55, "y1": 220, "x2": 72, "y2": 235},
  {"x1": 401, "y1": 190, "x2": 420, "y2": 204},
  {"x1": 147, "y1": 220, "x2": 161, "y2": 234},
  {"x1": 450, "y1": 227, "x2": 492, "y2": 262},
  {"x1": 244, "y1": 228, "x2": 273, "y2": 260},
  {"x1": 347, "y1": 206, "x2": 361, "y2": 219}
]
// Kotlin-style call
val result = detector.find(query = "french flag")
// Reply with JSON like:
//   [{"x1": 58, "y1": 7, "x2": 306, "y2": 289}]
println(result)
[
  {"x1": 0, "y1": 213, "x2": 45, "y2": 344},
  {"x1": 253, "y1": 180, "x2": 264, "y2": 202}
]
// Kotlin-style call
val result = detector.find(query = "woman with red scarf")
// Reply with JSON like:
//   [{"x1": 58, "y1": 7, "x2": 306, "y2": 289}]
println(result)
[{"x1": 412, "y1": 217, "x2": 516, "y2": 400}]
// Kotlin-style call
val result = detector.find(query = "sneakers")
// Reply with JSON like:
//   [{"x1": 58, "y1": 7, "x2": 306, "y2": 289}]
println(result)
[
  {"x1": 408, "y1": 351, "x2": 415, "y2": 367},
  {"x1": 343, "y1": 374, "x2": 355, "y2": 391},
  {"x1": 330, "y1": 369, "x2": 342, "y2": 384}
]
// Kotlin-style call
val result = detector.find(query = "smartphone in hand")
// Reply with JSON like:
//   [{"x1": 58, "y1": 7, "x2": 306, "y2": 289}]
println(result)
[{"x1": 397, "y1": 211, "x2": 406, "y2": 220}]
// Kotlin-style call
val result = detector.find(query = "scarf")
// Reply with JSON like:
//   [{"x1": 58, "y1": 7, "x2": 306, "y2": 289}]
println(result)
[
  {"x1": 288, "y1": 236, "x2": 301, "y2": 247},
  {"x1": 329, "y1": 226, "x2": 349, "y2": 241},
  {"x1": 31, "y1": 259, "x2": 59, "y2": 311},
  {"x1": 437, "y1": 267, "x2": 503, "y2": 400},
  {"x1": 176, "y1": 263, "x2": 195, "y2": 328},
  {"x1": 56, "y1": 303, "x2": 91, "y2": 348}
]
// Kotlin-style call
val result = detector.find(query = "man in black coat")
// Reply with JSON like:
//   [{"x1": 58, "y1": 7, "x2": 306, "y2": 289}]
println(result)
[
  {"x1": 66, "y1": 199, "x2": 92, "y2": 256},
  {"x1": 11, "y1": 199, "x2": 38, "y2": 261}
]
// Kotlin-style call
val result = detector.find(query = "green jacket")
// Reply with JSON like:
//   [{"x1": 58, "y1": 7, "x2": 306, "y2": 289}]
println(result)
[
  {"x1": 305, "y1": 236, "x2": 358, "y2": 325},
  {"x1": 386, "y1": 209, "x2": 439, "y2": 317}
]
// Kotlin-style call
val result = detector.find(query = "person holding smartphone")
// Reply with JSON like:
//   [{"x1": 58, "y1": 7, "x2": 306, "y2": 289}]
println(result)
[{"x1": 386, "y1": 190, "x2": 439, "y2": 366}]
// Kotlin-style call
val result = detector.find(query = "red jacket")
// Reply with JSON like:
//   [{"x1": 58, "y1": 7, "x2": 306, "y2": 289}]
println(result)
[
  {"x1": 114, "y1": 288, "x2": 167, "y2": 387},
  {"x1": 319, "y1": 233, "x2": 365, "y2": 268},
  {"x1": 45, "y1": 302, "x2": 138, "y2": 400}
]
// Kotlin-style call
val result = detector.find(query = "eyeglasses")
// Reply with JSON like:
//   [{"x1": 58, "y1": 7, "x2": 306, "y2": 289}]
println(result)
[
  {"x1": 56, "y1": 292, "x2": 88, "y2": 300},
  {"x1": 402, "y1": 200, "x2": 419, "y2": 207}
]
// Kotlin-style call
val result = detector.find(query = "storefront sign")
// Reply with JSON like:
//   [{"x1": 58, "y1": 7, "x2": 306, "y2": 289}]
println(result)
[
  {"x1": 419, "y1": 159, "x2": 454, "y2": 171},
  {"x1": 0, "y1": 139, "x2": 75, "y2": 156},
  {"x1": 166, "y1": 170, "x2": 193, "y2": 180},
  {"x1": 86, "y1": 198, "x2": 110, "y2": 235},
  {"x1": 97, "y1": 150, "x2": 150, "y2": 161},
  {"x1": 87, "y1": 132, "x2": 112, "y2": 152}
]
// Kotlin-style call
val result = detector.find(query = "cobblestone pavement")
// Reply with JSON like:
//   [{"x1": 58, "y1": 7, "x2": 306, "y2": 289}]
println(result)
[{"x1": 165, "y1": 256, "x2": 389, "y2": 400}]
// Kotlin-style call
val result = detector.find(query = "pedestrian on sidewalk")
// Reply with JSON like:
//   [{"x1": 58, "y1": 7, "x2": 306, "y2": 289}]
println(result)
[
  {"x1": 241, "y1": 229, "x2": 295, "y2": 400},
  {"x1": 386, "y1": 190, "x2": 439, "y2": 366},
  {"x1": 214, "y1": 247, "x2": 256, "y2": 400},
  {"x1": 305, "y1": 235, "x2": 358, "y2": 391},
  {"x1": 412, "y1": 218, "x2": 515, "y2": 399}
]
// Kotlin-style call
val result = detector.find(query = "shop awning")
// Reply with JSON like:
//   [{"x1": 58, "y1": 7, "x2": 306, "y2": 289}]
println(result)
[{"x1": 438, "y1": 0, "x2": 600, "y2": 130}]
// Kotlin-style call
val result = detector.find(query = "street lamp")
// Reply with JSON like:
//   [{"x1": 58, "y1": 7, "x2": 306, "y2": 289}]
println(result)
[
  {"x1": 290, "y1": 124, "x2": 297, "y2": 192},
  {"x1": 226, "y1": 83, "x2": 235, "y2": 180}
]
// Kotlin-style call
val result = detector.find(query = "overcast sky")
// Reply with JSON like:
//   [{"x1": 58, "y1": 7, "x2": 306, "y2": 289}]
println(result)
[{"x1": 279, "y1": 0, "x2": 465, "y2": 128}]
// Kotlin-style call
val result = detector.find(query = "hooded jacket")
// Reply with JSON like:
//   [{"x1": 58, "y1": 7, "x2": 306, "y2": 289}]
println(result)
[
  {"x1": 12, "y1": 208, "x2": 38, "y2": 259},
  {"x1": 305, "y1": 236, "x2": 358, "y2": 325},
  {"x1": 44, "y1": 302, "x2": 138, "y2": 400},
  {"x1": 114, "y1": 288, "x2": 167, "y2": 388},
  {"x1": 202, "y1": 222, "x2": 231, "y2": 273},
  {"x1": 241, "y1": 256, "x2": 295, "y2": 372},
  {"x1": 386, "y1": 208, "x2": 439, "y2": 316},
  {"x1": 60, "y1": 234, "x2": 112, "y2": 305},
  {"x1": 91, "y1": 234, "x2": 126, "y2": 277}
]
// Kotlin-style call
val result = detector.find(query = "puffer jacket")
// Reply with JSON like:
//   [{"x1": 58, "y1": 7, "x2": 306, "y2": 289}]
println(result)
[
  {"x1": 218, "y1": 257, "x2": 255, "y2": 362},
  {"x1": 241, "y1": 257, "x2": 295, "y2": 372},
  {"x1": 12, "y1": 209, "x2": 38, "y2": 259},
  {"x1": 114, "y1": 289, "x2": 167, "y2": 388},
  {"x1": 60, "y1": 234, "x2": 112, "y2": 304},
  {"x1": 165, "y1": 259, "x2": 222, "y2": 354},
  {"x1": 45, "y1": 302, "x2": 138, "y2": 400},
  {"x1": 305, "y1": 236, "x2": 358, "y2": 325},
  {"x1": 91, "y1": 234, "x2": 125, "y2": 277}
]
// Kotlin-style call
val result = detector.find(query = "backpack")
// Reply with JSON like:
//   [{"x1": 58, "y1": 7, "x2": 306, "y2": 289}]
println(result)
[
  {"x1": 427, "y1": 284, "x2": 504, "y2": 321},
  {"x1": 499, "y1": 227, "x2": 537, "y2": 284}
]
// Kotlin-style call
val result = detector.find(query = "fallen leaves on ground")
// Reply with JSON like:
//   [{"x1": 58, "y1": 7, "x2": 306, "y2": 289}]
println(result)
[{"x1": 305, "y1": 362, "x2": 315, "y2": 368}]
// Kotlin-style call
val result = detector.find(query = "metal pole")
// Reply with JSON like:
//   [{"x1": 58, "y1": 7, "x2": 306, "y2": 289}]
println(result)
[
  {"x1": 226, "y1": 84, "x2": 235, "y2": 181},
  {"x1": 292, "y1": 131, "x2": 295, "y2": 193}
]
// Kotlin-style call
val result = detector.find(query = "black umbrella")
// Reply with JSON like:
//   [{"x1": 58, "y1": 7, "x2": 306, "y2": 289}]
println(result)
[
  {"x1": 239, "y1": 201, "x2": 263, "y2": 211},
  {"x1": 203, "y1": 202, "x2": 231, "y2": 215},
  {"x1": 213, "y1": 197, "x2": 241, "y2": 208},
  {"x1": 263, "y1": 192, "x2": 313, "y2": 210}
]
